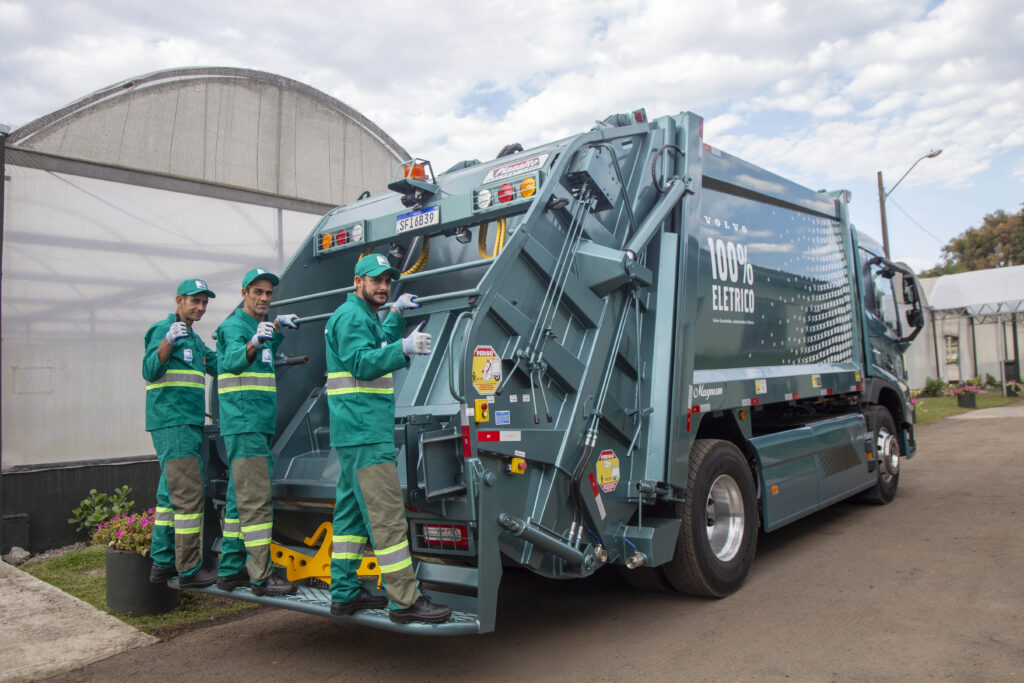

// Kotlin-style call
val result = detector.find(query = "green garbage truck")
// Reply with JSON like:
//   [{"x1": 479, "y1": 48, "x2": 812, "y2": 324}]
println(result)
[{"x1": 190, "y1": 108, "x2": 924, "y2": 634}]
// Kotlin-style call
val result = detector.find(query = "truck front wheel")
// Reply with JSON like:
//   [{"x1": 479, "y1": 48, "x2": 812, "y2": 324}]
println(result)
[
  {"x1": 859, "y1": 406, "x2": 900, "y2": 504},
  {"x1": 663, "y1": 439, "x2": 758, "y2": 597}
]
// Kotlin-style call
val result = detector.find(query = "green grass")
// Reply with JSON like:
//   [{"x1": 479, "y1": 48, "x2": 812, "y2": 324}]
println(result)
[
  {"x1": 914, "y1": 391, "x2": 1021, "y2": 426},
  {"x1": 22, "y1": 545, "x2": 256, "y2": 638}
]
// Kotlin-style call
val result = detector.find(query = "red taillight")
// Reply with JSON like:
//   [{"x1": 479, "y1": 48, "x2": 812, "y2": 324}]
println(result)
[
  {"x1": 419, "y1": 523, "x2": 469, "y2": 549},
  {"x1": 497, "y1": 183, "x2": 515, "y2": 203},
  {"x1": 335, "y1": 228, "x2": 348, "y2": 246}
]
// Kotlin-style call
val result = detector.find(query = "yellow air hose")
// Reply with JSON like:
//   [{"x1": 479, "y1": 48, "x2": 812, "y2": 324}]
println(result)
[
  {"x1": 477, "y1": 218, "x2": 507, "y2": 259},
  {"x1": 402, "y1": 237, "x2": 430, "y2": 275}
]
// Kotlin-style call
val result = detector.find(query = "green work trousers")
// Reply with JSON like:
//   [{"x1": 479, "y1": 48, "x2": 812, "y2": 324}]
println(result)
[
  {"x1": 219, "y1": 433, "x2": 275, "y2": 583},
  {"x1": 330, "y1": 442, "x2": 420, "y2": 609},
  {"x1": 149, "y1": 425, "x2": 205, "y2": 577}
]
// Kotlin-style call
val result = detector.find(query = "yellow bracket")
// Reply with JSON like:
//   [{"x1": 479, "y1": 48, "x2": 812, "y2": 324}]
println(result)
[{"x1": 270, "y1": 521, "x2": 382, "y2": 587}]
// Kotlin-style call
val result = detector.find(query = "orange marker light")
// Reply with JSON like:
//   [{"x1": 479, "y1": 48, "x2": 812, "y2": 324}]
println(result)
[
  {"x1": 320, "y1": 233, "x2": 333, "y2": 250},
  {"x1": 771, "y1": 485, "x2": 779, "y2": 495},
  {"x1": 520, "y1": 176, "x2": 536, "y2": 198}
]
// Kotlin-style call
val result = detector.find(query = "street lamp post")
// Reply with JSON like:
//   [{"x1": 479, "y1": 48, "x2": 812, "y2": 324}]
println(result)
[{"x1": 877, "y1": 149, "x2": 942, "y2": 259}]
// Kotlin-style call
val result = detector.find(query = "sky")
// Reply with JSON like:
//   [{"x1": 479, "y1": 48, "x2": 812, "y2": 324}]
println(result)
[{"x1": 1, "y1": 0, "x2": 1022, "y2": 273}]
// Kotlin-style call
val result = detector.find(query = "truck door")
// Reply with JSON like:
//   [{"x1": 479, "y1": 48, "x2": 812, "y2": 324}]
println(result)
[{"x1": 861, "y1": 249, "x2": 906, "y2": 383}]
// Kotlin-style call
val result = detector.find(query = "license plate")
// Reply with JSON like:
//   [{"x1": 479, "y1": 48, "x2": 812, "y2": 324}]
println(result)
[{"x1": 396, "y1": 205, "x2": 440, "y2": 233}]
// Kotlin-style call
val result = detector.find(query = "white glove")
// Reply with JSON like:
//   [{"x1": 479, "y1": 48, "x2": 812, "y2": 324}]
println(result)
[
  {"x1": 275, "y1": 314, "x2": 300, "y2": 329},
  {"x1": 165, "y1": 321, "x2": 188, "y2": 345},
  {"x1": 251, "y1": 321, "x2": 276, "y2": 348},
  {"x1": 391, "y1": 293, "x2": 421, "y2": 315},
  {"x1": 401, "y1": 322, "x2": 431, "y2": 356}
]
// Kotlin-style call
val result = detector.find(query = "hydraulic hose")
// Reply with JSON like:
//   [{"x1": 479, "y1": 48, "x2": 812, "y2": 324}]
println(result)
[
  {"x1": 477, "y1": 218, "x2": 507, "y2": 259},
  {"x1": 402, "y1": 237, "x2": 430, "y2": 275}
]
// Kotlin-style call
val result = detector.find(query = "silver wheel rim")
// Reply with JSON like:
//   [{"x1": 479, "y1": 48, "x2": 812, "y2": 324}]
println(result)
[
  {"x1": 705, "y1": 474, "x2": 745, "y2": 562},
  {"x1": 877, "y1": 426, "x2": 900, "y2": 482}
]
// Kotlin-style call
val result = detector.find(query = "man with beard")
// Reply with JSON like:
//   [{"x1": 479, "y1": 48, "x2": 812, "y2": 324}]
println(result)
[{"x1": 324, "y1": 254, "x2": 451, "y2": 623}]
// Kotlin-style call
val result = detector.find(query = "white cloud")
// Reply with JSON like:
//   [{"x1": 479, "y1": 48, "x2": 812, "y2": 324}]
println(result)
[{"x1": 0, "y1": 0, "x2": 1021, "y2": 268}]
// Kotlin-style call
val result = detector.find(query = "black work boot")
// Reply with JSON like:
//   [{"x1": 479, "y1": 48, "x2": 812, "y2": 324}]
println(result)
[
  {"x1": 216, "y1": 571, "x2": 250, "y2": 592},
  {"x1": 389, "y1": 596, "x2": 452, "y2": 624},
  {"x1": 250, "y1": 574, "x2": 297, "y2": 596},
  {"x1": 177, "y1": 567, "x2": 217, "y2": 588},
  {"x1": 330, "y1": 588, "x2": 387, "y2": 616},
  {"x1": 149, "y1": 563, "x2": 177, "y2": 584}
]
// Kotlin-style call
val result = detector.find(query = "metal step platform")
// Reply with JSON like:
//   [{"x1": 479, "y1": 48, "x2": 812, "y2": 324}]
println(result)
[{"x1": 168, "y1": 579, "x2": 481, "y2": 636}]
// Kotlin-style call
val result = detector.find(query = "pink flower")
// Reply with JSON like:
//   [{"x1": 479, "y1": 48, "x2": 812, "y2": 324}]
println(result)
[
  {"x1": 116, "y1": 529, "x2": 124, "y2": 538},
  {"x1": 141, "y1": 519, "x2": 148, "y2": 527}
]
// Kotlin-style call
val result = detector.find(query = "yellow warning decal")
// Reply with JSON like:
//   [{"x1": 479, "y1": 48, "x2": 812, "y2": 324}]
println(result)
[
  {"x1": 596, "y1": 449, "x2": 620, "y2": 493},
  {"x1": 471, "y1": 345, "x2": 502, "y2": 395}
]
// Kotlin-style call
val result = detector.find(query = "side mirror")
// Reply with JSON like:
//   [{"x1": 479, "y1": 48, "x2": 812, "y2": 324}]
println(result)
[
  {"x1": 906, "y1": 309, "x2": 923, "y2": 328},
  {"x1": 902, "y1": 276, "x2": 918, "y2": 305}
]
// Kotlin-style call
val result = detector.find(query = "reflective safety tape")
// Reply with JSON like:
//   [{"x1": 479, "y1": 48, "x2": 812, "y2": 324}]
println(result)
[
  {"x1": 241, "y1": 521, "x2": 273, "y2": 547},
  {"x1": 326, "y1": 372, "x2": 393, "y2": 396},
  {"x1": 147, "y1": 370, "x2": 205, "y2": 390},
  {"x1": 218, "y1": 372, "x2": 276, "y2": 394},
  {"x1": 174, "y1": 512, "x2": 202, "y2": 535},
  {"x1": 374, "y1": 539, "x2": 412, "y2": 573},
  {"x1": 222, "y1": 517, "x2": 241, "y2": 539},
  {"x1": 155, "y1": 507, "x2": 174, "y2": 528},
  {"x1": 331, "y1": 534, "x2": 368, "y2": 561}
]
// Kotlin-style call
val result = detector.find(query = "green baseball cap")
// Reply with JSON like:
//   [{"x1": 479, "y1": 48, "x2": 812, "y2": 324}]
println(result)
[
  {"x1": 242, "y1": 267, "x2": 280, "y2": 288},
  {"x1": 355, "y1": 253, "x2": 401, "y2": 281},
  {"x1": 177, "y1": 278, "x2": 216, "y2": 298}
]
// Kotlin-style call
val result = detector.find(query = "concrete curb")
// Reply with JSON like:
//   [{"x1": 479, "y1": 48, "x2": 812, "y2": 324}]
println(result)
[{"x1": 0, "y1": 559, "x2": 156, "y2": 682}]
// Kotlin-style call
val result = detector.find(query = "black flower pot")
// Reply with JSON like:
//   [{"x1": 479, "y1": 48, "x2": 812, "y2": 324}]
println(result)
[
  {"x1": 105, "y1": 548, "x2": 178, "y2": 616},
  {"x1": 956, "y1": 393, "x2": 977, "y2": 409}
]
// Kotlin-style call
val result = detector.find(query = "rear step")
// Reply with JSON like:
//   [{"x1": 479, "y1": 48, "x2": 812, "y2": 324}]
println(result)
[{"x1": 169, "y1": 579, "x2": 482, "y2": 636}]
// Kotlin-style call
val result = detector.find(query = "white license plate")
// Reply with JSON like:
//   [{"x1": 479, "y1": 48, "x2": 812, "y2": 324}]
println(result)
[{"x1": 396, "y1": 205, "x2": 440, "y2": 233}]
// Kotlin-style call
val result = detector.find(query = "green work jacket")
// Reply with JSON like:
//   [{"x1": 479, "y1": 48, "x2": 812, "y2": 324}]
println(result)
[
  {"x1": 143, "y1": 314, "x2": 218, "y2": 431},
  {"x1": 325, "y1": 293, "x2": 408, "y2": 447},
  {"x1": 216, "y1": 308, "x2": 284, "y2": 437}
]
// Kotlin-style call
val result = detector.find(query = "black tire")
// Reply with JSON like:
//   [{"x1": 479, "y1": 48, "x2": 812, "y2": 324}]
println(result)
[
  {"x1": 859, "y1": 406, "x2": 900, "y2": 505},
  {"x1": 662, "y1": 439, "x2": 758, "y2": 597},
  {"x1": 618, "y1": 564, "x2": 671, "y2": 592}
]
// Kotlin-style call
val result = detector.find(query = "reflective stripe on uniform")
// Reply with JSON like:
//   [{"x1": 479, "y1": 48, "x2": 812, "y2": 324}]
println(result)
[
  {"x1": 174, "y1": 512, "x2": 202, "y2": 535},
  {"x1": 222, "y1": 517, "x2": 241, "y2": 539},
  {"x1": 217, "y1": 372, "x2": 277, "y2": 394},
  {"x1": 331, "y1": 534, "x2": 368, "y2": 561},
  {"x1": 326, "y1": 372, "x2": 393, "y2": 396},
  {"x1": 154, "y1": 506, "x2": 174, "y2": 528},
  {"x1": 147, "y1": 369, "x2": 205, "y2": 390},
  {"x1": 374, "y1": 539, "x2": 413, "y2": 573},
  {"x1": 241, "y1": 521, "x2": 273, "y2": 547}
]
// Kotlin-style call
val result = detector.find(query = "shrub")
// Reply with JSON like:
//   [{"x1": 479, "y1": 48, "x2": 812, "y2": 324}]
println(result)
[
  {"x1": 91, "y1": 508, "x2": 155, "y2": 556},
  {"x1": 985, "y1": 373, "x2": 1000, "y2": 388},
  {"x1": 921, "y1": 377, "x2": 947, "y2": 397},
  {"x1": 68, "y1": 486, "x2": 134, "y2": 533}
]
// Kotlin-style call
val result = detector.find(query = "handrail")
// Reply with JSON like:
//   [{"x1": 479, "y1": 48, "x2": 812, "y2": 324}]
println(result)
[
  {"x1": 271, "y1": 258, "x2": 492, "y2": 308},
  {"x1": 295, "y1": 289, "x2": 480, "y2": 326},
  {"x1": 448, "y1": 311, "x2": 473, "y2": 403}
]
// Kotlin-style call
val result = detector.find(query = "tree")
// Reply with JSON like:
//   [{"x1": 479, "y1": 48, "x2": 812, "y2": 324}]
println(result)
[{"x1": 919, "y1": 206, "x2": 1024, "y2": 277}]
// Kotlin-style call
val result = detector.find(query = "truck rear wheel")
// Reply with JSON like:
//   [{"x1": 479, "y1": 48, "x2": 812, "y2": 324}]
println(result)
[
  {"x1": 859, "y1": 406, "x2": 900, "y2": 504},
  {"x1": 662, "y1": 439, "x2": 758, "y2": 597}
]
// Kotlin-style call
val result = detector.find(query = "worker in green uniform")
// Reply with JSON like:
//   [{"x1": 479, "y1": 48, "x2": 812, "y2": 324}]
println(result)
[
  {"x1": 325, "y1": 253, "x2": 452, "y2": 623},
  {"x1": 214, "y1": 268, "x2": 300, "y2": 596},
  {"x1": 143, "y1": 279, "x2": 219, "y2": 588}
]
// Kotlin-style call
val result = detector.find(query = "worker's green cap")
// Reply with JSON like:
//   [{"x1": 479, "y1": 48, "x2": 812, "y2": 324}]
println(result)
[
  {"x1": 177, "y1": 278, "x2": 216, "y2": 298},
  {"x1": 242, "y1": 267, "x2": 280, "y2": 289},
  {"x1": 355, "y1": 254, "x2": 401, "y2": 281}
]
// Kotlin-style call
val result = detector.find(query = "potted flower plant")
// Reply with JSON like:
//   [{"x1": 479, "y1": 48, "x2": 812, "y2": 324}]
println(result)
[
  {"x1": 951, "y1": 384, "x2": 981, "y2": 409},
  {"x1": 92, "y1": 508, "x2": 178, "y2": 615}
]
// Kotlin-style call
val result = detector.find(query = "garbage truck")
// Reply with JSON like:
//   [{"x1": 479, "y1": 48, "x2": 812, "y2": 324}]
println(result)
[{"x1": 187, "y1": 108, "x2": 924, "y2": 635}]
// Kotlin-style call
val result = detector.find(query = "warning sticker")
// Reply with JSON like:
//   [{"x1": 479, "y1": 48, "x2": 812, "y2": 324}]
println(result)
[
  {"x1": 596, "y1": 449, "x2": 620, "y2": 493},
  {"x1": 471, "y1": 346, "x2": 502, "y2": 395}
]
